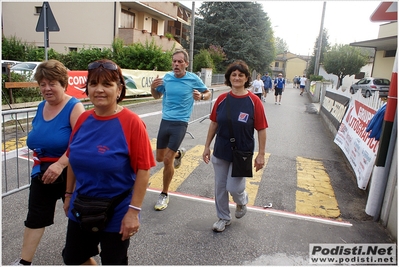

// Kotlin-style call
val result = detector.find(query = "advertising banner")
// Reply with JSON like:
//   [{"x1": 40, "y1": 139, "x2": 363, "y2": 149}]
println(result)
[
  {"x1": 321, "y1": 90, "x2": 350, "y2": 130},
  {"x1": 334, "y1": 99, "x2": 379, "y2": 189},
  {"x1": 65, "y1": 70, "x2": 169, "y2": 99}
]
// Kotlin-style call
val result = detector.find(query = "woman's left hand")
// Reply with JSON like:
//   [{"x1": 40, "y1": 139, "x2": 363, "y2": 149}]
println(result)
[
  {"x1": 254, "y1": 154, "x2": 265, "y2": 172},
  {"x1": 120, "y1": 210, "x2": 140, "y2": 241},
  {"x1": 42, "y1": 162, "x2": 64, "y2": 184}
]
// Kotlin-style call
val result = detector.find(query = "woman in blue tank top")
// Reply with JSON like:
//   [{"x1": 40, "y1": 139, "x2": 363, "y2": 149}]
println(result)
[{"x1": 12, "y1": 60, "x2": 85, "y2": 266}]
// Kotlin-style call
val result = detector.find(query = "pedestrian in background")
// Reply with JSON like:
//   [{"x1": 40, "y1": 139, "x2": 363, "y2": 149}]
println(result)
[
  {"x1": 62, "y1": 59, "x2": 155, "y2": 265},
  {"x1": 252, "y1": 73, "x2": 264, "y2": 100},
  {"x1": 300, "y1": 74, "x2": 307, "y2": 96},
  {"x1": 12, "y1": 60, "x2": 85, "y2": 266},
  {"x1": 293, "y1": 76, "x2": 298, "y2": 88},
  {"x1": 274, "y1": 73, "x2": 286, "y2": 105},
  {"x1": 261, "y1": 72, "x2": 272, "y2": 102},
  {"x1": 202, "y1": 60, "x2": 268, "y2": 232},
  {"x1": 150, "y1": 49, "x2": 210, "y2": 211}
]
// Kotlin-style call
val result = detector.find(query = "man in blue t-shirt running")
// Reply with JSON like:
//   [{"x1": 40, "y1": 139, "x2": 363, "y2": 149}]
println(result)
[
  {"x1": 273, "y1": 73, "x2": 285, "y2": 105},
  {"x1": 150, "y1": 49, "x2": 210, "y2": 211}
]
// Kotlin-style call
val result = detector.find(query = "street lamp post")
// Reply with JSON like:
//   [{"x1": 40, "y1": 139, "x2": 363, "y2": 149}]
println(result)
[{"x1": 314, "y1": 2, "x2": 326, "y2": 76}]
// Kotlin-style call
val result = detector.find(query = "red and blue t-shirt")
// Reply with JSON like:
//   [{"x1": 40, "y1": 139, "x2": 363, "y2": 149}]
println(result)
[
  {"x1": 66, "y1": 108, "x2": 155, "y2": 232},
  {"x1": 210, "y1": 91, "x2": 268, "y2": 162}
]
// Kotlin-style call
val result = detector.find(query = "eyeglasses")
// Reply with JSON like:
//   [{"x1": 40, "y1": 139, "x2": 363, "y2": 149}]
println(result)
[{"x1": 88, "y1": 62, "x2": 118, "y2": 71}]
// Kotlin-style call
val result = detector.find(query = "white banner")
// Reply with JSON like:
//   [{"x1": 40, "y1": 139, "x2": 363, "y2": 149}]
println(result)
[
  {"x1": 334, "y1": 99, "x2": 379, "y2": 189},
  {"x1": 121, "y1": 69, "x2": 168, "y2": 96}
]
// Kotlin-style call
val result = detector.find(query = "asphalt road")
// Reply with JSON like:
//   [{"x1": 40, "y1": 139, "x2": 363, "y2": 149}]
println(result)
[{"x1": 1, "y1": 83, "x2": 395, "y2": 265}]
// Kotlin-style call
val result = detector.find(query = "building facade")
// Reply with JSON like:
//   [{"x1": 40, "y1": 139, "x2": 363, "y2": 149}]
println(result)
[
  {"x1": 2, "y1": 2, "x2": 191, "y2": 55},
  {"x1": 270, "y1": 52, "x2": 310, "y2": 81},
  {"x1": 350, "y1": 21, "x2": 397, "y2": 80}
]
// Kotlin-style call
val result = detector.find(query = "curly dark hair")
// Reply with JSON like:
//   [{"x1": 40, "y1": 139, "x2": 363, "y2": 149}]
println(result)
[{"x1": 224, "y1": 60, "x2": 251, "y2": 88}]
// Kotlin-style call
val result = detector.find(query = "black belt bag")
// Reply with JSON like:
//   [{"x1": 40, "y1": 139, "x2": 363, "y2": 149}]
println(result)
[
  {"x1": 72, "y1": 189, "x2": 131, "y2": 232},
  {"x1": 232, "y1": 149, "x2": 253, "y2": 177}
]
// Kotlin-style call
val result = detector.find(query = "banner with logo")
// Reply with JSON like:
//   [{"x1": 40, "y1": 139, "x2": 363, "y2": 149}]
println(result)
[
  {"x1": 66, "y1": 70, "x2": 169, "y2": 99},
  {"x1": 333, "y1": 99, "x2": 379, "y2": 189}
]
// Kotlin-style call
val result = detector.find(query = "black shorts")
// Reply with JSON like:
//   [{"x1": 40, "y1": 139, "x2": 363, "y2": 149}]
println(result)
[
  {"x1": 24, "y1": 170, "x2": 66, "y2": 229},
  {"x1": 62, "y1": 219, "x2": 130, "y2": 265},
  {"x1": 156, "y1": 119, "x2": 188, "y2": 152},
  {"x1": 274, "y1": 88, "x2": 283, "y2": 96}
]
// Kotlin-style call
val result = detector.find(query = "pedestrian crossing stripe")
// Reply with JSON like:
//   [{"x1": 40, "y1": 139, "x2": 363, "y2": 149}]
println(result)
[
  {"x1": 148, "y1": 144, "x2": 205, "y2": 192},
  {"x1": 3, "y1": 138, "x2": 341, "y2": 219},
  {"x1": 296, "y1": 156, "x2": 340, "y2": 218}
]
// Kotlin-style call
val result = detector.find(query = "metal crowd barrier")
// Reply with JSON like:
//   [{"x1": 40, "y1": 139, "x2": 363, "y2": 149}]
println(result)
[
  {"x1": 1, "y1": 104, "x2": 93, "y2": 198},
  {"x1": 2, "y1": 107, "x2": 37, "y2": 197},
  {"x1": 186, "y1": 88, "x2": 214, "y2": 139}
]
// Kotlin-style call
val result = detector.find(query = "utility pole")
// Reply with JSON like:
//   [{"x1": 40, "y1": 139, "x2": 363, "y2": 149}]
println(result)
[
  {"x1": 189, "y1": 1, "x2": 195, "y2": 72},
  {"x1": 314, "y1": 2, "x2": 326, "y2": 76}
]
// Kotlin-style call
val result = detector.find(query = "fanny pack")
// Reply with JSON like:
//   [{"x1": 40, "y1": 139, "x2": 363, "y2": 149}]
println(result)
[{"x1": 72, "y1": 189, "x2": 131, "y2": 232}]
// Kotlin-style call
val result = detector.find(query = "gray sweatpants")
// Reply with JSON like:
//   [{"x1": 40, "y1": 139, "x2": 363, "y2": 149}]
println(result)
[{"x1": 211, "y1": 155, "x2": 248, "y2": 220}]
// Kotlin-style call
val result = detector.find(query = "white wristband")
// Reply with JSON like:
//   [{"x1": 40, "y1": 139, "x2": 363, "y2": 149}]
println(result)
[{"x1": 128, "y1": 205, "x2": 142, "y2": 211}]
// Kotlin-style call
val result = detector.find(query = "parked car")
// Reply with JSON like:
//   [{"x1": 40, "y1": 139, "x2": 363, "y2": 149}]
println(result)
[
  {"x1": 10, "y1": 61, "x2": 42, "y2": 81},
  {"x1": 1, "y1": 60, "x2": 21, "y2": 74},
  {"x1": 350, "y1": 77, "x2": 390, "y2": 98}
]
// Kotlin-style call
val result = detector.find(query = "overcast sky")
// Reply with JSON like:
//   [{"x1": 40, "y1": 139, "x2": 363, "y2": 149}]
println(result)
[{"x1": 180, "y1": 1, "x2": 386, "y2": 55}]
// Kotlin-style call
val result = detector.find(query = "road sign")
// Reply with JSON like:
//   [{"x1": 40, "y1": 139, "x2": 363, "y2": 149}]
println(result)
[
  {"x1": 370, "y1": 2, "x2": 397, "y2": 22},
  {"x1": 36, "y1": 2, "x2": 59, "y2": 32}
]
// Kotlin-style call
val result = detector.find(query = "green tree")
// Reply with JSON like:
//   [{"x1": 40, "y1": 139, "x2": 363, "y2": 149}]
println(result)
[
  {"x1": 193, "y1": 49, "x2": 215, "y2": 72},
  {"x1": 306, "y1": 29, "x2": 330, "y2": 77},
  {"x1": 194, "y1": 2, "x2": 275, "y2": 73},
  {"x1": 323, "y1": 44, "x2": 368, "y2": 88},
  {"x1": 275, "y1": 37, "x2": 289, "y2": 55}
]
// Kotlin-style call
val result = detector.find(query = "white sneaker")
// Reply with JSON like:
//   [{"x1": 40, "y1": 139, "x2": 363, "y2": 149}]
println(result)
[
  {"x1": 279, "y1": 102, "x2": 281, "y2": 105},
  {"x1": 212, "y1": 219, "x2": 231, "y2": 232},
  {"x1": 154, "y1": 193, "x2": 169, "y2": 211},
  {"x1": 11, "y1": 259, "x2": 31, "y2": 266}
]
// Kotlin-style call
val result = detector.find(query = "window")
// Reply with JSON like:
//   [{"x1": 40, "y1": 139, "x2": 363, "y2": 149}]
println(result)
[
  {"x1": 35, "y1": 6, "x2": 41, "y2": 15},
  {"x1": 385, "y1": 50, "x2": 396, "y2": 57},
  {"x1": 274, "y1": 62, "x2": 279, "y2": 67},
  {"x1": 69, "y1": 47, "x2": 78, "y2": 52},
  {"x1": 151, "y1": 19, "x2": 158, "y2": 35},
  {"x1": 120, "y1": 10, "x2": 135, "y2": 28}
]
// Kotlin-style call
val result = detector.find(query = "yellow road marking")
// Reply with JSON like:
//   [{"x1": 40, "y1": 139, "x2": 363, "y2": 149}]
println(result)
[
  {"x1": 296, "y1": 156, "x2": 340, "y2": 218},
  {"x1": 148, "y1": 144, "x2": 205, "y2": 192},
  {"x1": 2, "y1": 137, "x2": 27, "y2": 152}
]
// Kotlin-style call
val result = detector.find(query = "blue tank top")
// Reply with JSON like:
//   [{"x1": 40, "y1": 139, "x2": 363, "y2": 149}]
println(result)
[{"x1": 27, "y1": 97, "x2": 80, "y2": 158}]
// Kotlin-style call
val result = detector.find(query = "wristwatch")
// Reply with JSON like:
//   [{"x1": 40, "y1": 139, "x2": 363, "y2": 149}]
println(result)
[{"x1": 201, "y1": 93, "x2": 204, "y2": 100}]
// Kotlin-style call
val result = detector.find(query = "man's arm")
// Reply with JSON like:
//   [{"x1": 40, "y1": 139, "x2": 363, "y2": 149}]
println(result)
[{"x1": 150, "y1": 75, "x2": 163, "y2": 99}]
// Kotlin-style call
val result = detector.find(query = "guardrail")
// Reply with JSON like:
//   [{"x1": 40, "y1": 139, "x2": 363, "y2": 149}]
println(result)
[{"x1": 186, "y1": 88, "x2": 214, "y2": 139}]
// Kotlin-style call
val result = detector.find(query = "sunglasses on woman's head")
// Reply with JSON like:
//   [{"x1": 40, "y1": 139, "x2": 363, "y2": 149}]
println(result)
[{"x1": 88, "y1": 62, "x2": 118, "y2": 71}]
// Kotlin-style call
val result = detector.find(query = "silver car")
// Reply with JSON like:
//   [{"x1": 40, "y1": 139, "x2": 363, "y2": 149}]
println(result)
[{"x1": 350, "y1": 77, "x2": 390, "y2": 98}]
